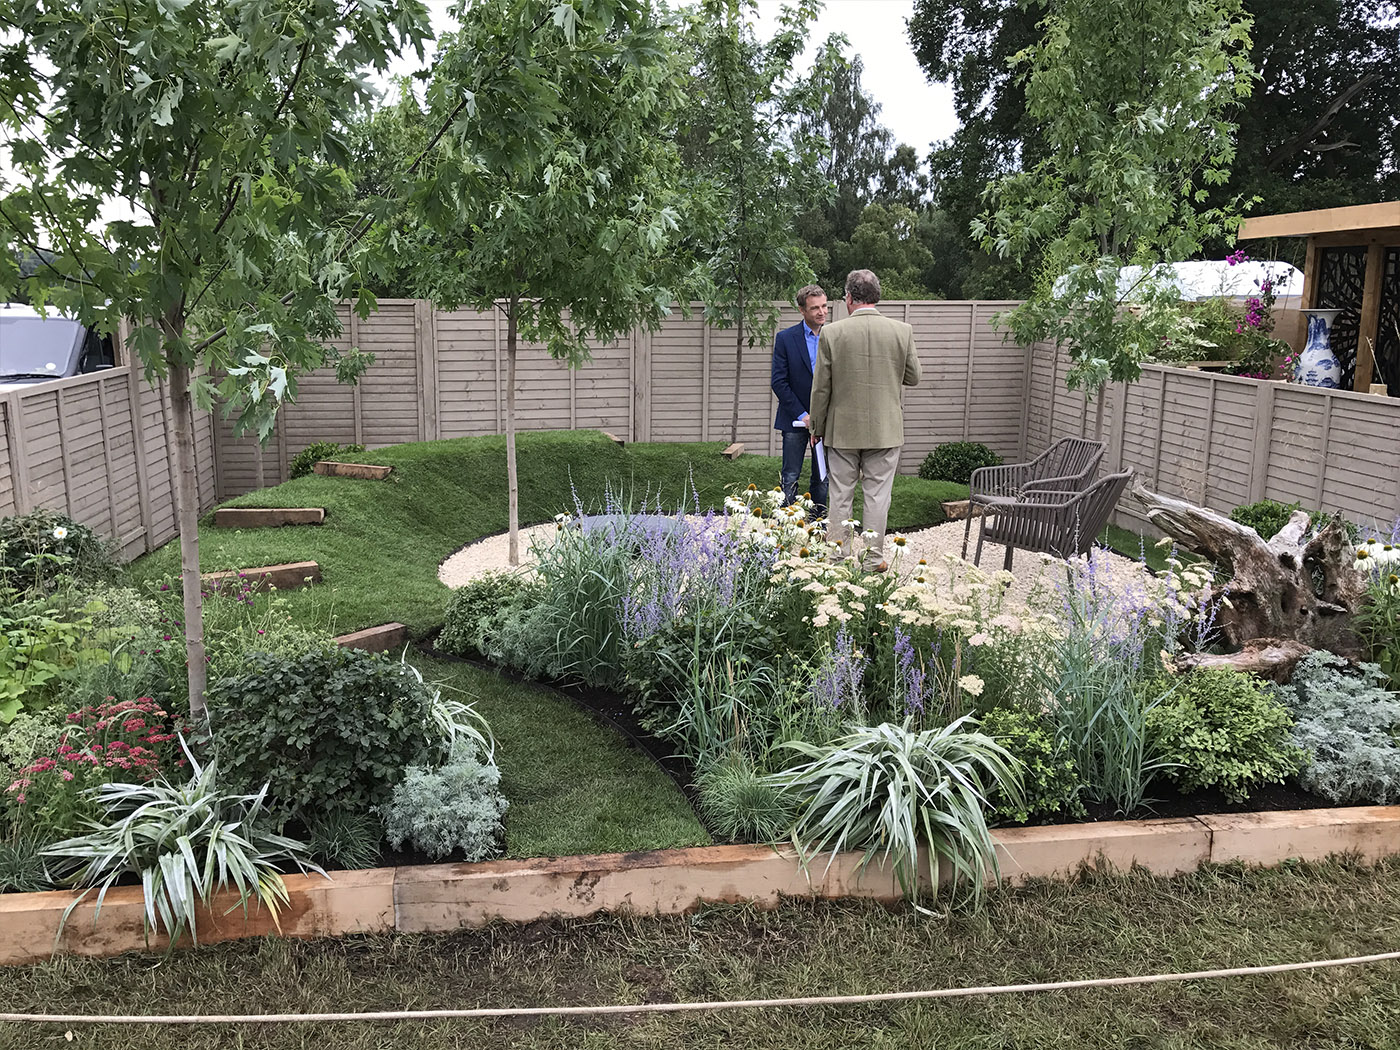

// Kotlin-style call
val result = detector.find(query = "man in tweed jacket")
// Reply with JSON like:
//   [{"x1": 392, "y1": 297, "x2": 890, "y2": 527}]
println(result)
[{"x1": 808, "y1": 269, "x2": 921, "y2": 570}]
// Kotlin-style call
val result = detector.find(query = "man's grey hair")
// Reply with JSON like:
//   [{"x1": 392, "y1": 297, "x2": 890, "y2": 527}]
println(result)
[
  {"x1": 844, "y1": 269, "x2": 881, "y2": 305},
  {"x1": 795, "y1": 284, "x2": 826, "y2": 308}
]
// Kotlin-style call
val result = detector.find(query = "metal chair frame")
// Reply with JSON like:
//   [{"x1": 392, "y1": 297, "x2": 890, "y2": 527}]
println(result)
[
  {"x1": 973, "y1": 469, "x2": 1134, "y2": 571},
  {"x1": 960, "y1": 438, "x2": 1107, "y2": 559}
]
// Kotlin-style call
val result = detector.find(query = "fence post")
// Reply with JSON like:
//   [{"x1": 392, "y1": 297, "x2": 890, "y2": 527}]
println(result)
[
  {"x1": 4, "y1": 393, "x2": 31, "y2": 515},
  {"x1": 1108, "y1": 380, "x2": 1129, "y2": 474},
  {"x1": 701, "y1": 321, "x2": 711, "y2": 442},
  {"x1": 1149, "y1": 370, "x2": 1168, "y2": 491},
  {"x1": 633, "y1": 328, "x2": 652, "y2": 443},
  {"x1": 350, "y1": 305, "x2": 364, "y2": 445},
  {"x1": 1248, "y1": 381, "x2": 1275, "y2": 503},
  {"x1": 493, "y1": 305, "x2": 503, "y2": 435},
  {"x1": 95, "y1": 379, "x2": 120, "y2": 534},
  {"x1": 961, "y1": 303, "x2": 977, "y2": 440},
  {"x1": 414, "y1": 299, "x2": 439, "y2": 442},
  {"x1": 1314, "y1": 393, "x2": 1333, "y2": 509},
  {"x1": 55, "y1": 387, "x2": 75, "y2": 517},
  {"x1": 1198, "y1": 377, "x2": 1218, "y2": 507},
  {"x1": 118, "y1": 319, "x2": 153, "y2": 552},
  {"x1": 1018, "y1": 341, "x2": 1035, "y2": 459}
]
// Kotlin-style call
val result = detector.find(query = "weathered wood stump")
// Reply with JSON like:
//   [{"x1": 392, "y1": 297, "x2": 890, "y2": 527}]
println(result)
[
  {"x1": 1132, "y1": 483, "x2": 1364, "y2": 658},
  {"x1": 1174, "y1": 638, "x2": 1313, "y2": 683}
]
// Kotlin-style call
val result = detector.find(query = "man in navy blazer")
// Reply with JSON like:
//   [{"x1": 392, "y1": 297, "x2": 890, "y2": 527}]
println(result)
[{"x1": 771, "y1": 284, "x2": 829, "y2": 515}]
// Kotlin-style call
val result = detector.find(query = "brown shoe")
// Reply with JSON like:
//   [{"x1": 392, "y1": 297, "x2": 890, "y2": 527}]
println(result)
[{"x1": 869, "y1": 560, "x2": 889, "y2": 574}]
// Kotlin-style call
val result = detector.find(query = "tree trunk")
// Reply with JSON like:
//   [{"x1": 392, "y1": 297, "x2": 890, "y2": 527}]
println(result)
[
  {"x1": 1132, "y1": 482, "x2": 1366, "y2": 657},
  {"x1": 730, "y1": 287, "x2": 744, "y2": 445},
  {"x1": 167, "y1": 356, "x2": 210, "y2": 721},
  {"x1": 505, "y1": 297, "x2": 520, "y2": 567}
]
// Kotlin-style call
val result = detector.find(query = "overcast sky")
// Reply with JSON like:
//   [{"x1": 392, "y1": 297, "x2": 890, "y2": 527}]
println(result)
[{"x1": 397, "y1": 0, "x2": 958, "y2": 152}]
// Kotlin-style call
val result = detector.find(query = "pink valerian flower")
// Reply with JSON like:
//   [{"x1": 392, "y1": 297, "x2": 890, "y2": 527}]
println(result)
[{"x1": 1226, "y1": 249, "x2": 1249, "y2": 266}]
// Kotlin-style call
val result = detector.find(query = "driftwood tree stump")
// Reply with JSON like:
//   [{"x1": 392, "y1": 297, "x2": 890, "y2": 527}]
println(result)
[{"x1": 1132, "y1": 483, "x2": 1365, "y2": 659}]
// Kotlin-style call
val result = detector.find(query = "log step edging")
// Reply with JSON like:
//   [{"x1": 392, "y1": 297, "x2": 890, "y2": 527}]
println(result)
[
  {"x1": 336, "y1": 623, "x2": 409, "y2": 653},
  {"x1": 201, "y1": 560, "x2": 322, "y2": 594},
  {"x1": 313, "y1": 461, "x2": 392, "y2": 480},
  {"x1": 212, "y1": 507, "x2": 326, "y2": 528},
  {"x1": 1, "y1": 806, "x2": 1395, "y2": 964}
]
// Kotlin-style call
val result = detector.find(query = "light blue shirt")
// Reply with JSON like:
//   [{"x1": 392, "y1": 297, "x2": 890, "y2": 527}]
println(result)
[{"x1": 804, "y1": 323, "x2": 819, "y2": 372}]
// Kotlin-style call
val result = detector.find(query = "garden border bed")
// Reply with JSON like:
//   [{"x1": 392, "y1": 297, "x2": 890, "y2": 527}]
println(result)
[{"x1": 1, "y1": 807, "x2": 1395, "y2": 966}]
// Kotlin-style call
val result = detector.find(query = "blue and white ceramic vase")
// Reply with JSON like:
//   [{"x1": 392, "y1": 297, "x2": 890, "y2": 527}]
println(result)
[{"x1": 1295, "y1": 308, "x2": 1344, "y2": 387}]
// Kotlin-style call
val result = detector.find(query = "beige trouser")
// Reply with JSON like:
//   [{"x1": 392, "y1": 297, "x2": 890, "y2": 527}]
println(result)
[{"x1": 825, "y1": 445, "x2": 901, "y2": 562}]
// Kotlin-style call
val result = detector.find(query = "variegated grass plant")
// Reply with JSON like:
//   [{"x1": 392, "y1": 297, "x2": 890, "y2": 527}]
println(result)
[
  {"x1": 43, "y1": 743, "x2": 323, "y2": 947},
  {"x1": 766, "y1": 718, "x2": 1024, "y2": 910}
]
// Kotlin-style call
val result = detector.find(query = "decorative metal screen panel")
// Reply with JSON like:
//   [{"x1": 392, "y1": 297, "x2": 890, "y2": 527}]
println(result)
[
  {"x1": 1376, "y1": 247, "x2": 1400, "y2": 397},
  {"x1": 1315, "y1": 247, "x2": 1367, "y2": 389}
]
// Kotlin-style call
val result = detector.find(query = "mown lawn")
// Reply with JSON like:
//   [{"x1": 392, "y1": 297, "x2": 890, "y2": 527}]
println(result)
[{"x1": 2, "y1": 859, "x2": 1397, "y2": 1048}]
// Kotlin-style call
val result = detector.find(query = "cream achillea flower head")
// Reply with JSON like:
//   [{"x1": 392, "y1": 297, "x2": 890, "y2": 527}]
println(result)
[{"x1": 958, "y1": 675, "x2": 985, "y2": 697}]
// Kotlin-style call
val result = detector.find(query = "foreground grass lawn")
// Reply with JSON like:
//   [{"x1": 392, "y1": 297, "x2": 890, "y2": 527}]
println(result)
[
  {"x1": 131, "y1": 429, "x2": 965, "y2": 636},
  {"x1": 3, "y1": 859, "x2": 1397, "y2": 1048},
  {"x1": 421, "y1": 657, "x2": 708, "y2": 857}
]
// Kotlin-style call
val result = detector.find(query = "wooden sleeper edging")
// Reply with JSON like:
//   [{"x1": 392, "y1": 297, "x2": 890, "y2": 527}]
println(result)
[
  {"x1": 336, "y1": 623, "x2": 409, "y2": 653},
  {"x1": 212, "y1": 507, "x2": 326, "y2": 528},
  {"x1": 201, "y1": 561, "x2": 321, "y2": 594},
  {"x1": 313, "y1": 461, "x2": 393, "y2": 480},
  {"x1": 0, "y1": 807, "x2": 1395, "y2": 965}
]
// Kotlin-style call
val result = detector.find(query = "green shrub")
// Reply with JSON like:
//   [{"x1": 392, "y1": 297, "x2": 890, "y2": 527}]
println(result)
[
  {"x1": 0, "y1": 509, "x2": 116, "y2": 597},
  {"x1": 1147, "y1": 668, "x2": 1305, "y2": 803},
  {"x1": 438, "y1": 572, "x2": 544, "y2": 666},
  {"x1": 917, "y1": 442, "x2": 1003, "y2": 485},
  {"x1": 1271, "y1": 652, "x2": 1400, "y2": 804},
  {"x1": 288, "y1": 441, "x2": 366, "y2": 480},
  {"x1": 1228, "y1": 500, "x2": 1360, "y2": 544},
  {"x1": 1228, "y1": 499, "x2": 1300, "y2": 540},
  {"x1": 209, "y1": 647, "x2": 438, "y2": 820},
  {"x1": 978, "y1": 706, "x2": 1085, "y2": 824},
  {"x1": 380, "y1": 748, "x2": 507, "y2": 861}
]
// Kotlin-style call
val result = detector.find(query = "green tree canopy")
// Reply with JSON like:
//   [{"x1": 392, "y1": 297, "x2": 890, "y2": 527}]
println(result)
[
  {"x1": 0, "y1": 0, "x2": 430, "y2": 716},
  {"x1": 973, "y1": 0, "x2": 1256, "y2": 392},
  {"x1": 409, "y1": 0, "x2": 691, "y2": 562}
]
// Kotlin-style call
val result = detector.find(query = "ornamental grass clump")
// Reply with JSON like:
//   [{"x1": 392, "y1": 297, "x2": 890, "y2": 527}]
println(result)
[
  {"x1": 1354, "y1": 526, "x2": 1400, "y2": 689},
  {"x1": 767, "y1": 718, "x2": 1024, "y2": 909},
  {"x1": 1035, "y1": 550, "x2": 1179, "y2": 815},
  {"x1": 43, "y1": 745, "x2": 322, "y2": 946}
]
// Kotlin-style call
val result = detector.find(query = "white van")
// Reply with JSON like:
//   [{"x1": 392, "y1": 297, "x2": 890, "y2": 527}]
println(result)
[{"x1": 0, "y1": 303, "x2": 117, "y2": 394}]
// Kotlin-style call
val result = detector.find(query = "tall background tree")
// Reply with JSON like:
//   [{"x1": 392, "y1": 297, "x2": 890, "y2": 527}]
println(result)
[
  {"x1": 408, "y1": 0, "x2": 690, "y2": 565},
  {"x1": 0, "y1": 0, "x2": 430, "y2": 718},
  {"x1": 793, "y1": 45, "x2": 936, "y2": 297},
  {"x1": 910, "y1": 0, "x2": 1400, "y2": 274}
]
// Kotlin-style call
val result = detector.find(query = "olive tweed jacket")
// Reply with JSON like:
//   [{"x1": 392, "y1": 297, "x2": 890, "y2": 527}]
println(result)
[{"x1": 808, "y1": 308, "x2": 921, "y2": 449}]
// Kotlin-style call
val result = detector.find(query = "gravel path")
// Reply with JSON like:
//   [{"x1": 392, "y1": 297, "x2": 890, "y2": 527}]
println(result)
[{"x1": 438, "y1": 517, "x2": 1154, "y2": 610}]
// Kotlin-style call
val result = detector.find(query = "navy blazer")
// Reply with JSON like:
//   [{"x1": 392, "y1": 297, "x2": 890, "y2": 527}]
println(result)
[{"x1": 771, "y1": 321, "x2": 816, "y2": 430}]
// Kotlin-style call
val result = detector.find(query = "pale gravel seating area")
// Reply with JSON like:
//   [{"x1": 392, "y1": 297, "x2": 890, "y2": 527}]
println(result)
[{"x1": 438, "y1": 518, "x2": 1154, "y2": 610}]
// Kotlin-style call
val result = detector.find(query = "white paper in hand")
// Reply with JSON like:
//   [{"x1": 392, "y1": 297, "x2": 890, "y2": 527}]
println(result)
[{"x1": 814, "y1": 439, "x2": 827, "y2": 482}]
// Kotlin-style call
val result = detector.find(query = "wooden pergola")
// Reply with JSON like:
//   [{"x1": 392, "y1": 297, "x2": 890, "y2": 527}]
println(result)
[{"x1": 1238, "y1": 200, "x2": 1400, "y2": 394}]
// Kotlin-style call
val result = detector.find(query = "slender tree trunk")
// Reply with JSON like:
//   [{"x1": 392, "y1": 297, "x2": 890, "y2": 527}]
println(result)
[
  {"x1": 506, "y1": 297, "x2": 520, "y2": 566},
  {"x1": 730, "y1": 284, "x2": 744, "y2": 444},
  {"x1": 167, "y1": 353, "x2": 210, "y2": 721}
]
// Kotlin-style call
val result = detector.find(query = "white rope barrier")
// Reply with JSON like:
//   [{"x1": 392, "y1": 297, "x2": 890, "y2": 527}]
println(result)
[{"x1": 2, "y1": 948, "x2": 1397, "y2": 1025}]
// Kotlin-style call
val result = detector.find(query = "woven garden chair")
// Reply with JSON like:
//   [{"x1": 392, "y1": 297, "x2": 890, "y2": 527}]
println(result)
[
  {"x1": 960, "y1": 437, "x2": 1107, "y2": 559},
  {"x1": 972, "y1": 469, "x2": 1134, "y2": 571}
]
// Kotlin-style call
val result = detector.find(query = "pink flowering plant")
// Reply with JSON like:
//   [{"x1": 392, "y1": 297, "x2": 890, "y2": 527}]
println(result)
[
  {"x1": 5, "y1": 696, "x2": 190, "y2": 840},
  {"x1": 1155, "y1": 252, "x2": 1293, "y2": 376}
]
